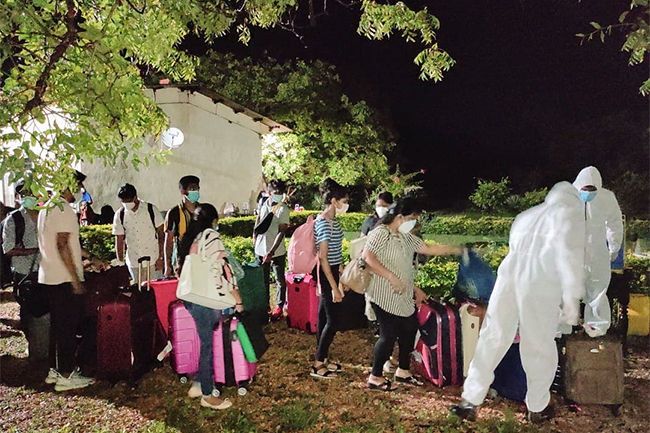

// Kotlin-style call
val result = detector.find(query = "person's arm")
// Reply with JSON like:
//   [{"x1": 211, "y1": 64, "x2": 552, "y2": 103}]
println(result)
[
  {"x1": 263, "y1": 222, "x2": 289, "y2": 264},
  {"x1": 3, "y1": 217, "x2": 38, "y2": 257},
  {"x1": 604, "y1": 192, "x2": 624, "y2": 261},
  {"x1": 56, "y1": 232, "x2": 83, "y2": 294},
  {"x1": 115, "y1": 235, "x2": 126, "y2": 263},
  {"x1": 155, "y1": 225, "x2": 165, "y2": 271},
  {"x1": 416, "y1": 242, "x2": 464, "y2": 257},
  {"x1": 318, "y1": 240, "x2": 343, "y2": 301},
  {"x1": 361, "y1": 247, "x2": 406, "y2": 294},
  {"x1": 163, "y1": 209, "x2": 174, "y2": 277}
]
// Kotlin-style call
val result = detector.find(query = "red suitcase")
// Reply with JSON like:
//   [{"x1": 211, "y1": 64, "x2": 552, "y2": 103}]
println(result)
[
  {"x1": 96, "y1": 259, "x2": 165, "y2": 382},
  {"x1": 150, "y1": 278, "x2": 178, "y2": 337},
  {"x1": 285, "y1": 273, "x2": 319, "y2": 334},
  {"x1": 411, "y1": 300, "x2": 463, "y2": 387},
  {"x1": 83, "y1": 265, "x2": 131, "y2": 317}
]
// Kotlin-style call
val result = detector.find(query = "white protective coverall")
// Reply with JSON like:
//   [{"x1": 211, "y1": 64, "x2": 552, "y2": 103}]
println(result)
[
  {"x1": 462, "y1": 182, "x2": 585, "y2": 413},
  {"x1": 573, "y1": 166, "x2": 624, "y2": 338}
]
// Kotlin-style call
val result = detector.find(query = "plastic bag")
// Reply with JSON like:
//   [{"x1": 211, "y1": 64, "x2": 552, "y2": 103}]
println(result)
[{"x1": 452, "y1": 248, "x2": 496, "y2": 303}]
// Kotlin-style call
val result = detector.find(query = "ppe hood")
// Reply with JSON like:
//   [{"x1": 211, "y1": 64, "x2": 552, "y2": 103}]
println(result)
[
  {"x1": 573, "y1": 166, "x2": 603, "y2": 190},
  {"x1": 546, "y1": 181, "x2": 582, "y2": 207}
]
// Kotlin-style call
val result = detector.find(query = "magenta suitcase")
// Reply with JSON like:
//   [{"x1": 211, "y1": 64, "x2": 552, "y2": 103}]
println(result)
[
  {"x1": 150, "y1": 278, "x2": 178, "y2": 338},
  {"x1": 168, "y1": 300, "x2": 200, "y2": 380},
  {"x1": 214, "y1": 318, "x2": 257, "y2": 395},
  {"x1": 285, "y1": 273, "x2": 319, "y2": 334}
]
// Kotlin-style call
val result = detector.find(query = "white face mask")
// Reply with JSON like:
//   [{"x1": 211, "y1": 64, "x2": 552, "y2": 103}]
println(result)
[
  {"x1": 335, "y1": 202, "x2": 349, "y2": 215},
  {"x1": 398, "y1": 219, "x2": 417, "y2": 234},
  {"x1": 376, "y1": 206, "x2": 389, "y2": 218},
  {"x1": 122, "y1": 201, "x2": 136, "y2": 211}
]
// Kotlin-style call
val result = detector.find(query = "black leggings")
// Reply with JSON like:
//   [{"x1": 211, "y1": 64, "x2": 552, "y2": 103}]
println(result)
[
  {"x1": 315, "y1": 265, "x2": 339, "y2": 362},
  {"x1": 371, "y1": 303, "x2": 418, "y2": 377}
]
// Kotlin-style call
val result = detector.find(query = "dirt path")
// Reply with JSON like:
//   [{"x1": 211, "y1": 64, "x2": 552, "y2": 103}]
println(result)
[{"x1": 1, "y1": 290, "x2": 648, "y2": 433}]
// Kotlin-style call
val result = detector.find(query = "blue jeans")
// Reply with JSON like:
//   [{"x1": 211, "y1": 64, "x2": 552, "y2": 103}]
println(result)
[{"x1": 184, "y1": 301, "x2": 221, "y2": 396}]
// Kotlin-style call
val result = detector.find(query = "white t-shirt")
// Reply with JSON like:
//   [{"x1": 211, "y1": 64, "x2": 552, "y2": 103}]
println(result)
[
  {"x1": 254, "y1": 199, "x2": 290, "y2": 258},
  {"x1": 112, "y1": 201, "x2": 164, "y2": 268},
  {"x1": 37, "y1": 202, "x2": 84, "y2": 285}
]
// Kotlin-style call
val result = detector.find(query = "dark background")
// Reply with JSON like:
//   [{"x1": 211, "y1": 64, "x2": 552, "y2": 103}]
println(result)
[{"x1": 196, "y1": 0, "x2": 649, "y2": 209}]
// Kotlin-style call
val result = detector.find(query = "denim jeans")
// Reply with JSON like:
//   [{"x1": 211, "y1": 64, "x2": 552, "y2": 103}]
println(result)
[
  {"x1": 315, "y1": 264, "x2": 340, "y2": 362},
  {"x1": 184, "y1": 301, "x2": 221, "y2": 396},
  {"x1": 258, "y1": 254, "x2": 288, "y2": 309}
]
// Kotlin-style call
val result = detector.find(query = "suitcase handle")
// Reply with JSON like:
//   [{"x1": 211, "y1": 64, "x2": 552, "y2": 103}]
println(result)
[{"x1": 138, "y1": 256, "x2": 151, "y2": 291}]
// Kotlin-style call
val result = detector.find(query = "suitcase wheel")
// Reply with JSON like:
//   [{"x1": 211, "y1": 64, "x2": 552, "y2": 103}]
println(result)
[
  {"x1": 237, "y1": 386, "x2": 248, "y2": 396},
  {"x1": 211, "y1": 388, "x2": 221, "y2": 398},
  {"x1": 306, "y1": 322, "x2": 312, "y2": 333},
  {"x1": 179, "y1": 375, "x2": 188, "y2": 384},
  {"x1": 607, "y1": 404, "x2": 622, "y2": 417},
  {"x1": 286, "y1": 316, "x2": 291, "y2": 328}
]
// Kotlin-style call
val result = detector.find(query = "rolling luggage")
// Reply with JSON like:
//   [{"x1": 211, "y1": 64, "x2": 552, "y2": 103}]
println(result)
[
  {"x1": 96, "y1": 257, "x2": 165, "y2": 382},
  {"x1": 336, "y1": 290, "x2": 367, "y2": 331},
  {"x1": 168, "y1": 300, "x2": 200, "y2": 380},
  {"x1": 459, "y1": 303, "x2": 486, "y2": 376},
  {"x1": 237, "y1": 263, "x2": 267, "y2": 326},
  {"x1": 491, "y1": 343, "x2": 527, "y2": 401},
  {"x1": 150, "y1": 278, "x2": 179, "y2": 337},
  {"x1": 83, "y1": 265, "x2": 131, "y2": 317},
  {"x1": 563, "y1": 333, "x2": 624, "y2": 411},
  {"x1": 411, "y1": 299, "x2": 463, "y2": 387},
  {"x1": 285, "y1": 273, "x2": 319, "y2": 334},
  {"x1": 214, "y1": 317, "x2": 257, "y2": 395}
]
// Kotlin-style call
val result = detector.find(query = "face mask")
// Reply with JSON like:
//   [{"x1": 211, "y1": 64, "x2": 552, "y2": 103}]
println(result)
[
  {"x1": 122, "y1": 201, "x2": 136, "y2": 211},
  {"x1": 335, "y1": 202, "x2": 349, "y2": 215},
  {"x1": 376, "y1": 206, "x2": 389, "y2": 218},
  {"x1": 186, "y1": 190, "x2": 200, "y2": 203},
  {"x1": 20, "y1": 196, "x2": 38, "y2": 210},
  {"x1": 398, "y1": 219, "x2": 417, "y2": 234},
  {"x1": 580, "y1": 190, "x2": 597, "y2": 202},
  {"x1": 272, "y1": 194, "x2": 284, "y2": 203}
]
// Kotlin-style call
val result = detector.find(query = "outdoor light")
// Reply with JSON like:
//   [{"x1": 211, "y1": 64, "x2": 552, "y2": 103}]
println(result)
[{"x1": 161, "y1": 127, "x2": 184, "y2": 148}]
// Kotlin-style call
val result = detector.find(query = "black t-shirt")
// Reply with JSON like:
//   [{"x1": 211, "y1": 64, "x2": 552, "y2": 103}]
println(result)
[
  {"x1": 360, "y1": 214, "x2": 381, "y2": 236},
  {"x1": 164, "y1": 204, "x2": 192, "y2": 243}
]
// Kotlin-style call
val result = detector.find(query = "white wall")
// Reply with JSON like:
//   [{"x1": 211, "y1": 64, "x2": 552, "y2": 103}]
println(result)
[{"x1": 80, "y1": 88, "x2": 266, "y2": 216}]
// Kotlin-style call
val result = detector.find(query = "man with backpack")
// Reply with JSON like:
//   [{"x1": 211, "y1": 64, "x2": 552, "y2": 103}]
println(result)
[
  {"x1": 164, "y1": 175, "x2": 200, "y2": 277},
  {"x1": 254, "y1": 179, "x2": 290, "y2": 320},
  {"x1": 113, "y1": 183, "x2": 165, "y2": 281},
  {"x1": 2, "y1": 179, "x2": 47, "y2": 361}
]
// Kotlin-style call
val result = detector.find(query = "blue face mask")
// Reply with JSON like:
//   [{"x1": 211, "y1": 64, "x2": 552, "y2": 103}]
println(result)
[
  {"x1": 186, "y1": 190, "x2": 200, "y2": 203},
  {"x1": 20, "y1": 196, "x2": 38, "y2": 210},
  {"x1": 580, "y1": 190, "x2": 597, "y2": 202},
  {"x1": 271, "y1": 194, "x2": 284, "y2": 203}
]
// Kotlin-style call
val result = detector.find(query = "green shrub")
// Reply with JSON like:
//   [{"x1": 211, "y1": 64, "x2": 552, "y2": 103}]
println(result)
[
  {"x1": 628, "y1": 219, "x2": 650, "y2": 241},
  {"x1": 469, "y1": 178, "x2": 512, "y2": 213},
  {"x1": 627, "y1": 254, "x2": 650, "y2": 295},
  {"x1": 221, "y1": 236, "x2": 257, "y2": 264},
  {"x1": 415, "y1": 258, "x2": 459, "y2": 299},
  {"x1": 218, "y1": 215, "x2": 257, "y2": 238},
  {"x1": 420, "y1": 214, "x2": 514, "y2": 237},
  {"x1": 79, "y1": 224, "x2": 115, "y2": 262}
]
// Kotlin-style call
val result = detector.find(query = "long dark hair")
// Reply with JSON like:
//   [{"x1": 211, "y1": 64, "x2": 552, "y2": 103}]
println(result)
[
  {"x1": 380, "y1": 197, "x2": 422, "y2": 225},
  {"x1": 319, "y1": 177, "x2": 348, "y2": 204},
  {"x1": 178, "y1": 203, "x2": 219, "y2": 266}
]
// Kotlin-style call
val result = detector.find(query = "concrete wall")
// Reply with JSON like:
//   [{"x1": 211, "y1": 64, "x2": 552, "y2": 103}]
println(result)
[{"x1": 80, "y1": 88, "x2": 267, "y2": 216}]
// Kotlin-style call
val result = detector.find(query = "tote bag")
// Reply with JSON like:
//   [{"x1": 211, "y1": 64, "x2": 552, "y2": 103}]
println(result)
[{"x1": 176, "y1": 230, "x2": 237, "y2": 310}]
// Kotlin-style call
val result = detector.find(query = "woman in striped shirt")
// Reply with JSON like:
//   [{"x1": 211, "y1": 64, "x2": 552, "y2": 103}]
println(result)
[
  {"x1": 311, "y1": 178, "x2": 349, "y2": 379},
  {"x1": 362, "y1": 198, "x2": 463, "y2": 391}
]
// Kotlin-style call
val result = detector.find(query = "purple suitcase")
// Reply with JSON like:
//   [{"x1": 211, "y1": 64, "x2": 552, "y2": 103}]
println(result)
[{"x1": 168, "y1": 300, "x2": 200, "y2": 380}]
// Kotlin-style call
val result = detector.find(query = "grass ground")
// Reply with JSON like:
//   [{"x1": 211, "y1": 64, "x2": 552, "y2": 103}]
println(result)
[{"x1": 1, "y1": 287, "x2": 648, "y2": 433}]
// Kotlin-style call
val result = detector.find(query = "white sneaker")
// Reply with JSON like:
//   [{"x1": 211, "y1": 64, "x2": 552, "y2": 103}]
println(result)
[
  {"x1": 187, "y1": 381, "x2": 202, "y2": 399},
  {"x1": 45, "y1": 369, "x2": 63, "y2": 384},
  {"x1": 200, "y1": 396, "x2": 232, "y2": 410},
  {"x1": 54, "y1": 369, "x2": 95, "y2": 392}
]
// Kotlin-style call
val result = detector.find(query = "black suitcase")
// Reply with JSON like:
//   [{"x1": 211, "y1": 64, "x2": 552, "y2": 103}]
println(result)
[{"x1": 336, "y1": 290, "x2": 367, "y2": 331}]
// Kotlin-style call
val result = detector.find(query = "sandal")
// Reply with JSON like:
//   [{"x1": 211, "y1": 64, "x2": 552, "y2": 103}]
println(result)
[
  {"x1": 394, "y1": 375, "x2": 424, "y2": 386},
  {"x1": 367, "y1": 380, "x2": 393, "y2": 392},
  {"x1": 325, "y1": 359, "x2": 342, "y2": 372},
  {"x1": 310, "y1": 365, "x2": 337, "y2": 379}
]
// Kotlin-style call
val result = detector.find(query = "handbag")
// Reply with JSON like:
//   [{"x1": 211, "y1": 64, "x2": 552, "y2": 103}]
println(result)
[
  {"x1": 15, "y1": 273, "x2": 49, "y2": 317},
  {"x1": 340, "y1": 257, "x2": 371, "y2": 294},
  {"x1": 176, "y1": 230, "x2": 237, "y2": 310}
]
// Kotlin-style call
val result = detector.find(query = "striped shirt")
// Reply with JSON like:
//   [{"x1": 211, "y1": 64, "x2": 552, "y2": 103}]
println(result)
[
  {"x1": 365, "y1": 225, "x2": 425, "y2": 317},
  {"x1": 314, "y1": 215, "x2": 344, "y2": 266}
]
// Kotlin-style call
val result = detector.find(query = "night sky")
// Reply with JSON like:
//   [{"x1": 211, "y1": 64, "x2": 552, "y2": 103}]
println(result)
[{"x1": 205, "y1": 0, "x2": 649, "y2": 208}]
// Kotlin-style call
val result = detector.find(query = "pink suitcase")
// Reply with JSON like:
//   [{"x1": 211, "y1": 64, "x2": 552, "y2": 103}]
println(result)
[
  {"x1": 214, "y1": 318, "x2": 257, "y2": 395},
  {"x1": 285, "y1": 273, "x2": 319, "y2": 334},
  {"x1": 168, "y1": 300, "x2": 200, "y2": 380},
  {"x1": 150, "y1": 278, "x2": 179, "y2": 337}
]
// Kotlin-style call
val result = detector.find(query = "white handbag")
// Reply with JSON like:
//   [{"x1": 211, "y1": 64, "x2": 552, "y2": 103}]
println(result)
[{"x1": 176, "y1": 230, "x2": 237, "y2": 310}]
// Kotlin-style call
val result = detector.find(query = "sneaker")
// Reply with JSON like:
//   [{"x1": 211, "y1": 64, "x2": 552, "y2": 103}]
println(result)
[
  {"x1": 54, "y1": 369, "x2": 95, "y2": 392},
  {"x1": 45, "y1": 368, "x2": 63, "y2": 384},
  {"x1": 200, "y1": 396, "x2": 232, "y2": 410},
  {"x1": 187, "y1": 381, "x2": 202, "y2": 399},
  {"x1": 526, "y1": 406, "x2": 555, "y2": 424},
  {"x1": 449, "y1": 401, "x2": 478, "y2": 421}
]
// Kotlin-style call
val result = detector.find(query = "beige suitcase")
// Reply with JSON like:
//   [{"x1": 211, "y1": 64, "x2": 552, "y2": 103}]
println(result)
[
  {"x1": 459, "y1": 303, "x2": 486, "y2": 377},
  {"x1": 563, "y1": 333, "x2": 624, "y2": 412}
]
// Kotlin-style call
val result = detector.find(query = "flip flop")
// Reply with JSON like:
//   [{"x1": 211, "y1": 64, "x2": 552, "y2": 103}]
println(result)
[
  {"x1": 325, "y1": 360, "x2": 342, "y2": 372},
  {"x1": 367, "y1": 380, "x2": 393, "y2": 392},
  {"x1": 310, "y1": 365, "x2": 337, "y2": 379}
]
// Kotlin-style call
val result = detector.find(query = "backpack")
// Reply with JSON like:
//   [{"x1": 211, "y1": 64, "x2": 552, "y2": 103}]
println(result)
[
  {"x1": 118, "y1": 202, "x2": 157, "y2": 234},
  {"x1": 0, "y1": 210, "x2": 26, "y2": 288},
  {"x1": 287, "y1": 214, "x2": 319, "y2": 274}
]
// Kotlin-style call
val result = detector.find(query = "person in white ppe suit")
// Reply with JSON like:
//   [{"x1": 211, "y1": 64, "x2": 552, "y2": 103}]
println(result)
[
  {"x1": 573, "y1": 166, "x2": 624, "y2": 338},
  {"x1": 450, "y1": 181, "x2": 585, "y2": 423}
]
